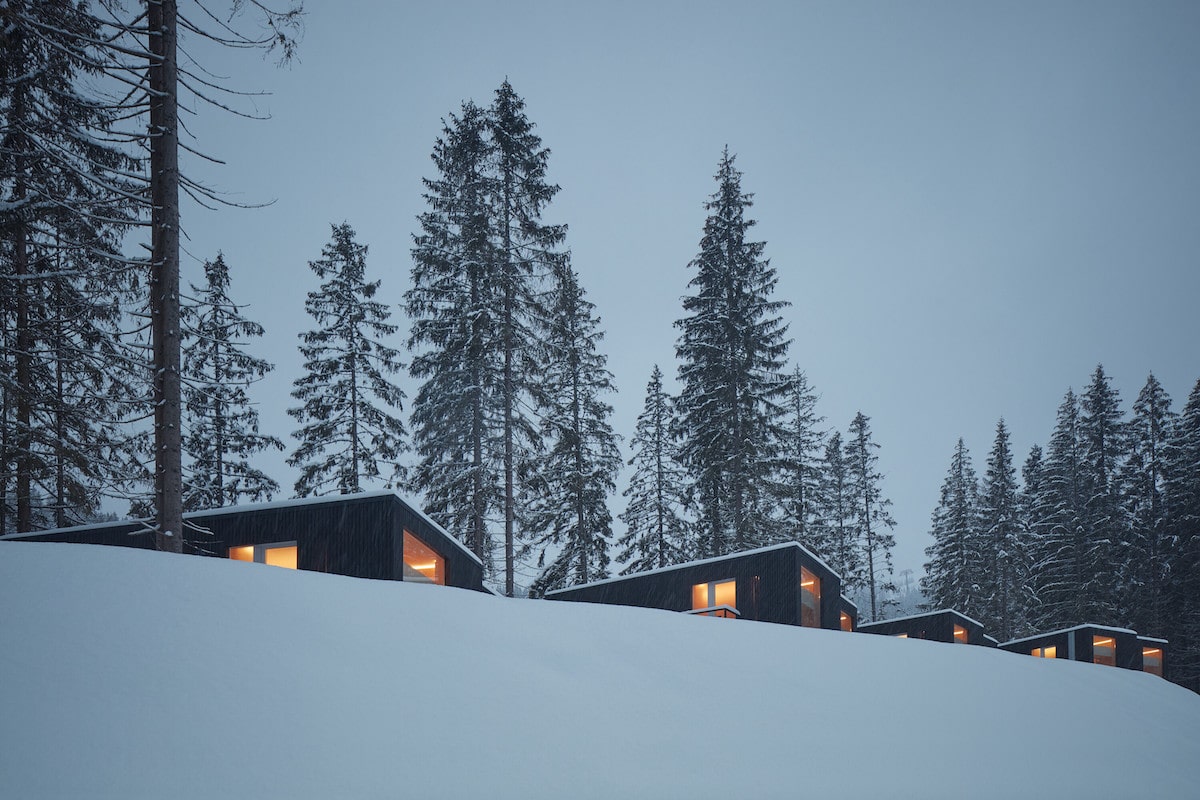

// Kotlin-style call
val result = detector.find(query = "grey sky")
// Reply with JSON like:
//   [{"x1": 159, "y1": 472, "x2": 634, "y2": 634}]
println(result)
[{"x1": 177, "y1": 1, "x2": 1200, "y2": 578}]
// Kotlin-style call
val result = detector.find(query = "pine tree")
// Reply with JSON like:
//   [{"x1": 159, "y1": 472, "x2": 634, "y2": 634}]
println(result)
[
  {"x1": 1163, "y1": 378, "x2": 1200, "y2": 690},
  {"x1": 675, "y1": 148, "x2": 791, "y2": 557},
  {"x1": 1017, "y1": 443, "x2": 1046, "y2": 637},
  {"x1": 525, "y1": 268, "x2": 621, "y2": 596},
  {"x1": 921, "y1": 438, "x2": 983, "y2": 618},
  {"x1": 777, "y1": 367, "x2": 825, "y2": 548},
  {"x1": 289, "y1": 223, "x2": 407, "y2": 496},
  {"x1": 617, "y1": 366, "x2": 692, "y2": 573},
  {"x1": 978, "y1": 419, "x2": 1028, "y2": 641},
  {"x1": 0, "y1": 0, "x2": 141, "y2": 533},
  {"x1": 1028, "y1": 389, "x2": 1090, "y2": 630},
  {"x1": 846, "y1": 411, "x2": 897, "y2": 621},
  {"x1": 1119, "y1": 374, "x2": 1174, "y2": 637},
  {"x1": 812, "y1": 431, "x2": 863, "y2": 594},
  {"x1": 182, "y1": 253, "x2": 283, "y2": 511}
]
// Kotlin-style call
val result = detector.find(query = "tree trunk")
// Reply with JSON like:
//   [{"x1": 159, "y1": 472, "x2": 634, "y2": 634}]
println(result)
[{"x1": 149, "y1": 0, "x2": 183, "y2": 552}]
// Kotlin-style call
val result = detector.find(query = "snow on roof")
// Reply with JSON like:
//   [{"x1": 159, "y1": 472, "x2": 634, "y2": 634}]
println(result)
[
  {"x1": 546, "y1": 540, "x2": 841, "y2": 597},
  {"x1": 0, "y1": 490, "x2": 483, "y2": 566},
  {"x1": 1138, "y1": 636, "x2": 1168, "y2": 644},
  {"x1": 840, "y1": 595, "x2": 859, "y2": 611},
  {"x1": 1001, "y1": 623, "x2": 1140, "y2": 648},
  {"x1": 858, "y1": 608, "x2": 986, "y2": 630}
]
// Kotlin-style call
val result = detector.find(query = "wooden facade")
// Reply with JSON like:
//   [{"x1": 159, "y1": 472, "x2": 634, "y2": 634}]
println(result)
[
  {"x1": 998, "y1": 624, "x2": 1166, "y2": 676},
  {"x1": 545, "y1": 542, "x2": 848, "y2": 631},
  {"x1": 0, "y1": 492, "x2": 485, "y2": 592},
  {"x1": 858, "y1": 609, "x2": 995, "y2": 647}
]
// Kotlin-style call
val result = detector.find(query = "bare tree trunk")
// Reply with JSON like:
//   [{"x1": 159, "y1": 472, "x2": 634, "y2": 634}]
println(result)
[
  {"x1": 149, "y1": 0, "x2": 183, "y2": 552},
  {"x1": 14, "y1": 208, "x2": 32, "y2": 533}
]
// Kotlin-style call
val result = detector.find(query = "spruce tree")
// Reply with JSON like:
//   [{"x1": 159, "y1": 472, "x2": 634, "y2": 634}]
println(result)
[
  {"x1": 675, "y1": 148, "x2": 790, "y2": 557},
  {"x1": 1028, "y1": 389, "x2": 1089, "y2": 630},
  {"x1": 812, "y1": 431, "x2": 863, "y2": 595},
  {"x1": 525, "y1": 268, "x2": 621, "y2": 596},
  {"x1": 978, "y1": 419, "x2": 1028, "y2": 641},
  {"x1": 0, "y1": 0, "x2": 141, "y2": 532},
  {"x1": 921, "y1": 438, "x2": 983, "y2": 618},
  {"x1": 777, "y1": 367, "x2": 826, "y2": 547},
  {"x1": 1077, "y1": 365, "x2": 1127, "y2": 621},
  {"x1": 846, "y1": 411, "x2": 897, "y2": 621},
  {"x1": 1017, "y1": 443, "x2": 1046, "y2": 637},
  {"x1": 486, "y1": 81, "x2": 566, "y2": 596},
  {"x1": 1163, "y1": 378, "x2": 1200, "y2": 690},
  {"x1": 182, "y1": 253, "x2": 283, "y2": 511},
  {"x1": 617, "y1": 366, "x2": 692, "y2": 573},
  {"x1": 289, "y1": 223, "x2": 407, "y2": 496},
  {"x1": 407, "y1": 100, "x2": 502, "y2": 571},
  {"x1": 1119, "y1": 374, "x2": 1174, "y2": 636}
]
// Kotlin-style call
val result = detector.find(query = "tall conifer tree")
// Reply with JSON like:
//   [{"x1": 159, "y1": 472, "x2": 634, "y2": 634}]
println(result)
[
  {"x1": 1163, "y1": 379, "x2": 1200, "y2": 690},
  {"x1": 777, "y1": 367, "x2": 825, "y2": 547},
  {"x1": 1077, "y1": 365, "x2": 1126, "y2": 621},
  {"x1": 978, "y1": 419, "x2": 1028, "y2": 641},
  {"x1": 675, "y1": 149, "x2": 790, "y2": 557},
  {"x1": 289, "y1": 223, "x2": 407, "y2": 496},
  {"x1": 617, "y1": 366, "x2": 692, "y2": 573},
  {"x1": 846, "y1": 411, "x2": 897, "y2": 621},
  {"x1": 921, "y1": 438, "x2": 982, "y2": 618},
  {"x1": 812, "y1": 431, "x2": 862, "y2": 594},
  {"x1": 525, "y1": 268, "x2": 621, "y2": 596},
  {"x1": 182, "y1": 253, "x2": 282, "y2": 511}
]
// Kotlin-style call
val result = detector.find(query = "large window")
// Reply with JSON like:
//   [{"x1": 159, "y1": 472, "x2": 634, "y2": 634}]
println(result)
[
  {"x1": 800, "y1": 567, "x2": 821, "y2": 628},
  {"x1": 840, "y1": 611, "x2": 853, "y2": 632},
  {"x1": 953, "y1": 624, "x2": 968, "y2": 644},
  {"x1": 1093, "y1": 636, "x2": 1117, "y2": 666},
  {"x1": 403, "y1": 530, "x2": 445, "y2": 585},
  {"x1": 1032, "y1": 646, "x2": 1057, "y2": 659},
  {"x1": 1143, "y1": 647, "x2": 1163, "y2": 677},
  {"x1": 691, "y1": 579, "x2": 737, "y2": 617},
  {"x1": 228, "y1": 542, "x2": 298, "y2": 570}
]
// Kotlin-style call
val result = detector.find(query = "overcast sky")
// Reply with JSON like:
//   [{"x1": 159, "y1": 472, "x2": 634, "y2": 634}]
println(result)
[{"x1": 174, "y1": 1, "x2": 1200, "y2": 579}]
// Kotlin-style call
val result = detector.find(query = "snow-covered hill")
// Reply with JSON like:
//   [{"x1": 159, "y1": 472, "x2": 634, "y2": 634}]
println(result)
[{"x1": 2, "y1": 542, "x2": 1197, "y2": 799}]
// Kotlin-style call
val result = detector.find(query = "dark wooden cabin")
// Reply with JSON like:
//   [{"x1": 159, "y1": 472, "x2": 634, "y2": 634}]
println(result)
[
  {"x1": 545, "y1": 542, "x2": 847, "y2": 631},
  {"x1": 839, "y1": 596, "x2": 859, "y2": 632},
  {"x1": 0, "y1": 491, "x2": 485, "y2": 592},
  {"x1": 999, "y1": 625, "x2": 1166, "y2": 676},
  {"x1": 857, "y1": 609, "x2": 994, "y2": 646}
]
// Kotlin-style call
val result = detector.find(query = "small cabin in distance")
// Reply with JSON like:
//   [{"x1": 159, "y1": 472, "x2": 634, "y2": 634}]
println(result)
[
  {"x1": 0, "y1": 491, "x2": 486, "y2": 592},
  {"x1": 999, "y1": 624, "x2": 1166, "y2": 677},
  {"x1": 546, "y1": 542, "x2": 850, "y2": 631},
  {"x1": 857, "y1": 609, "x2": 995, "y2": 647}
]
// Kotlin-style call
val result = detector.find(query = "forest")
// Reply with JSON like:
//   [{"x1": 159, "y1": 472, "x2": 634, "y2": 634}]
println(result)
[{"x1": 2, "y1": 1, "x2": 1197, "y2": 692}]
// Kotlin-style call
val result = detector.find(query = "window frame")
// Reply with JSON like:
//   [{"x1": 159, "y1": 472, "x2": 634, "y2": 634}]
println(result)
[
  {"x1": 691, "y1": 578, "x2": 737, "y2": 617},
  {"x1": 228, "y1": 541, "x2": 298, "y2": 569}
]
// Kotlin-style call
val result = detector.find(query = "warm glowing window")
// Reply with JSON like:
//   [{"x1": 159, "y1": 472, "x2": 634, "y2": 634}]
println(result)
[
  {"x1": 691, "y1": 579, "x2": 737, "y2": 617},
  {"x1": 953, "y1": 624, "x2": 968, "y2": 644},
  {"x1": 894, "y1": 633, "x2": 908, "y2": 638},
  {"x1": 1093, "y1": 636, "x2": 1117, "y2": 666},
  {"x1": 228, "y1": 542, "x2": 298, "y2": 570},
  {"x1": 840, "y1": 611, "x2": 853, "y2": 632},
  {"x1": 1032, "y1": 646, "x2": 1058, "y2": 659},
  {"x1": 1143, "y1": 647, "x2": 1163, "y2": 677},
  {"x1": 403, "y1": 530, "x2": 445, "y2": 585},
  {"x1": 800, "y1": 567, "x2": 821, "y2": 628}
]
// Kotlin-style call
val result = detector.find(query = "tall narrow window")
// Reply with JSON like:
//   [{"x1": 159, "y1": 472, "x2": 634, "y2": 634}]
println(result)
[
  {"x1": 953, "y1": 624, "x2": 968, "y2": 644},
  {"x1": 228, "y1": 542, "x2": 298, "y2": 570},
  {"x1": 691, "y1": 579, "x2": 737, "y2": 617},
  {"x1": 800, "y1": 567, "x2": 821, "y2": 628},
  {"x1": 1093, "y1": 636, "x2": 1117, "y2": 666},
  {"x1": 403, "y1": 530, "x2": 445, "y2": 585},
  {"x1": 840, "y1": 611, "x2": 853, "y2": 632},
  {"x1": 1032, "y1": 646, "x2": 1057, "y2": 659},
  {"x1": 1142, "y1": 647, "x2": 1163, "y2": 677}
]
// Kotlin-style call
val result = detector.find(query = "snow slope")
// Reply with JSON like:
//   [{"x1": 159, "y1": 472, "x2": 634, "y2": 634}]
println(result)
[{"x1": 2, "y1": 542, "x2": 1197, "y2": 799}]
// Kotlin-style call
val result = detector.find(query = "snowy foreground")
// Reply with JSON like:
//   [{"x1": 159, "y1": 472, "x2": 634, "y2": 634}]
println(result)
[{"x1": 2, "y1": 543, "x2": 1198, "y2": 799}]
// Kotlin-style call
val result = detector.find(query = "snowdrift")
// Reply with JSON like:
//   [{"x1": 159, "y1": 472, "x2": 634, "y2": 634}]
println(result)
[{"x1": 1, "y1": 541, "x2": 1197, "y2": 799}]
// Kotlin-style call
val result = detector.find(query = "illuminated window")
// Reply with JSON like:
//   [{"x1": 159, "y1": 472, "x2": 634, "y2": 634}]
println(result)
[
  {"x1": 1143, "y1": 647, "x2": 1163, "y2": 677},
  {"x1": 894, "y1": 633, "x2": 908, "y2": 639},
  {"x1": 840, "y1": 611, "x2": 853, "y2": 632},
  {"x1": 1032, "y1": 646, "x2": 1058, "y2": 659},
  {"x1": 403, "y1": 530, "x2": 445, "y2": 585},
  {"x1": 1093, "y1": 636, "x2": 1117, "y2": 666},
  {"x1": 800, "y1": 567, "x2": 821, "y2": 628},
  {"x1": 953, "y1": 624, "x2": 968, "y2": 644},
  {"x1": 228, "y1": 542, "x2": 298, "y2": 570},
  {"x1": 691, "y1": 579, "x2": 737, "y2": 617}
]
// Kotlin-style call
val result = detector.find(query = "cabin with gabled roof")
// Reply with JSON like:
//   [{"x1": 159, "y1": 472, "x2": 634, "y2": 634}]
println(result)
[{"x1": 857, "y1": 609, "x2": 995, "y2": 646}]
